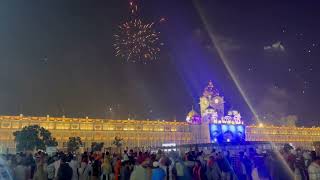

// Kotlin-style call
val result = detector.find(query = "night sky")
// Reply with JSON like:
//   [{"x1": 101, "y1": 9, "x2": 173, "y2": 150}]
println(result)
[{"x1": 0, "y1": 1, "x2": 319, "y2": 125}]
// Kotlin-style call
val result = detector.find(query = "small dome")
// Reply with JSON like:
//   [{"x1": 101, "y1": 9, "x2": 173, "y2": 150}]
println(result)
[
  {"x1": 186, "y1": 108, "x2": 201, "y2": 124},
  {"x1": 187, "y1": 109, "x2": 198, "y2": 117}
]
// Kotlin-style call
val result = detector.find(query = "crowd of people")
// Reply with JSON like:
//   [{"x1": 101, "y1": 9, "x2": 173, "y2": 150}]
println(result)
[{"x1": 0, "y1": 145, "x2": 320, "y2": 180}]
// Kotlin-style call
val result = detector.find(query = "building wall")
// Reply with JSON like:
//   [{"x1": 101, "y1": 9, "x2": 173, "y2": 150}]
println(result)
[
  {"x1": 0, "y1": 115, "x2": 193, "y2": 152},
  {"x1": 246, "y1": 125, "x2": 320, "y2": 142},
  {"x1": 2, "y1": 115, "x2": 319, "y2": 153}
]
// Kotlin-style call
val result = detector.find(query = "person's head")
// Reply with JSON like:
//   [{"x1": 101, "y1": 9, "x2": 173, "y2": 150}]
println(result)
[
  {"x1": 16, "y1": 155, "x2": 22, "y2": 164},
  {"x1": 52, "y1": 155, "x2": 58, "y2": 161},
  {"x1": 67, "y1": 153, "x2": 73, "y2": 162},
  {"x1": 314, "y1": 156, "x2": 320, "y2": 165},
  {"x1": 311, "y1": 151, "x2": 317, "y2": 161},
  {"x1": 153, "y1": 161, "x2": 159, "y2": 168},
  {"x1": 187, "y1": 154, "x2": 193, "y2": 161},
  {"x1": 122, "y1": 160, "x2": 129, "y2": 167},
  {"x1": 209, "y1": 155, "x2": 215, "y2": 161},
  {"x1": 141, "y1": 158, "x2": 150, "y2": 168},
  {"x1": 60, "y1": 154, "x2": 68, "y2": 163},
  {"x1": 290, "y1": 149, "x2": 297, "y2": 156},
  {"x1": 89, "y1": 155, "x2": 94, "y2": 162},
  {"x1": 35, "y1": 154, "x2": 42, "y2": 164}
]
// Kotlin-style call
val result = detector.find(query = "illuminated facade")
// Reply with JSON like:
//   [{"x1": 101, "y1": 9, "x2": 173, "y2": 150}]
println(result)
[
  {"x1": 246, "y1": 125, "x2": 320, "y2": 142},
  {"x1": 1, "y1": 81, "x2": 319, "y2": 152},
  {"x1": 186, "y1": 81, "x2": 245, "y2": 143},
  {"x1": 0, "y1": 115, "x2": 192, "y2": 152}
]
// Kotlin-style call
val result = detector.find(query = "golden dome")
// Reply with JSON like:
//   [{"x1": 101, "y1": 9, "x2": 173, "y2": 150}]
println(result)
[
  {"x1": 186, "y1": 107, "x2": 200, "y2": 123},
  {"x1": 187, "y1": 109, "x2": 198, "y2": 117}
]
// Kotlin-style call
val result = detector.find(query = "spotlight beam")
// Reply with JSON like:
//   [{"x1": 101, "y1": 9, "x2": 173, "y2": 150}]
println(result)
[{"x1": 192, "y1": 1, "x2": 294, "y2": 178}]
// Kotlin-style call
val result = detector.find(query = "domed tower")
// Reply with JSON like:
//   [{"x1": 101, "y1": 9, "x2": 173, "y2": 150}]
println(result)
[
  {"x1": 186, "y1": 106, "x2": 206, "y2": 144},
  {"x1": 199, "y1": 81, "x2": 224, "y2": 119},
  {"x1": 188, "y1": 80, "x2": 245, "y2": 144}
]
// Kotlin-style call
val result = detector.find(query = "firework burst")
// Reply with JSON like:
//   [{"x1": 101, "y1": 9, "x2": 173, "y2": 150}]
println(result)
[
  {"x1": 114, "y1": 19, "x2": 162, "y2": 62},
  {"x1": 113, "y1": 0, "x2": 164, "y2": 63}
]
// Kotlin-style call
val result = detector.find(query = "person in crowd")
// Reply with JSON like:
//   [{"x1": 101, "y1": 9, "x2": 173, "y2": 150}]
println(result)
[
  {"x1": 14, "y1": 154, "x2": 28, "y2": 180},
  {"x1": 294, "y1": 149, "x2": 307, "y2": 180},
  {"x1": 239, "y1": 152, "x2": 252, "y2": 180},
  {"x1": 33, "y1": 152, "x2": 47, "y2": 180},
  {"x1": 25, "y1": 153, "x2": 36, "y2": 180},
  {"x1": 8, "y1": 155, "x2": 16, "y2": 178},
  {"x1": 137, "y1": 152, "x2": 145, "y2": 165},
  {"x1": 184, "y1": 154, "x2": 195, "y2": 178},
  {"x1": 308, "y1": 156, "x2": 320, "y2": 180},
  {"x1": 173, "y1": 157, "x2": 186, "y2": 180},
  {"x1": 68, "y1": 154, "x2": 80, "y2": 180},
  {"x1": 5, "y1": 143, "x2": 320, "y2": 180},
  {"x1": 217, "y1": 152, "x2": 232, "y2": 180},
  {"x1": 101, "y1": 157, "x2": 112, "y2": 180},
  {"x1": 253, "y1": 154, "x2": 270, "y2": 180},
  {"x1": 130, "y1": 158, "x2": 149, "y2": 180},
  {"x1": 47, "y1": 157, "x2": 55, "y2": 180},
  {"x1": 79, "y1": 155, "x2": 92, "y2": 180},
  {"x1": 92, "y1": 158, "x2": 102, "y2": 180},
  {"x1": 56, "y1": 154, "x2": 73, "y2": 180},
  {"x1": 0, "y1": 158, "x2": 12, "y2": 180},
  {"x1": 53, "y1": 154, "x2": 61, "y2": 179},
  {"x1": 159, "y1": 156, "x2": 173, "y2": 180},
  {"x1": 197, "y1": 151, "x2": 206, "y2": 169},
  {"x1": 152, "y1": 161, "x2": 166, "y2": 180},
  {"x1": 114, "y1": 157, "x2": 122, "y2": 180},
  {"x1": 120, "y1": 160, "x2": 132, "y2": 180},
  {"x1": 192, "y1": 160, "x2": 205, "y2": 180},
  {"x1": 207, "y1": 155, "x2": 221, "y2": 180},
  {"x1": 123, "y1": 151, "x2": 129, "y2": 162},
  {"x1": 128, "y1": 150, "x2": 135, "y2": 165}
]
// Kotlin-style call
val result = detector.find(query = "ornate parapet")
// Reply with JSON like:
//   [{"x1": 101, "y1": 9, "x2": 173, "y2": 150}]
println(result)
[{"x1": 0, "y1": 115, "x2": 189, "y2": 131}]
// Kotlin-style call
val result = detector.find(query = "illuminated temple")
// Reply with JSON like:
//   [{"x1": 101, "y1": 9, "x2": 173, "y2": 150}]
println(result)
[
  {"x1": 186, "y1": 81, "x2": 245, "y2": 144},
  {"x1": 186, "y1": 81, "x2": 320, "y2": 145},
  {"x1": 0, "y1": 81, "x2": 320, "y2": 152}
]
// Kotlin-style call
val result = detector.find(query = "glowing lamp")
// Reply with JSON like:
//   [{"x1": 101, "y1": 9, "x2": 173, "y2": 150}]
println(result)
[
  {"x1": 229, "y1": 125, "x2": 236, "y2": 133},
  {"x1": 222, "y1": 125, "x2": 228, "y2": 132}
]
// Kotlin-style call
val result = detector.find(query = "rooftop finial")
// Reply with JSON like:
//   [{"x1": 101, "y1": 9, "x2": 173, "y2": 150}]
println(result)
[{"x1": 203, "y1": 80, "x2": 219, "y2": 97}]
